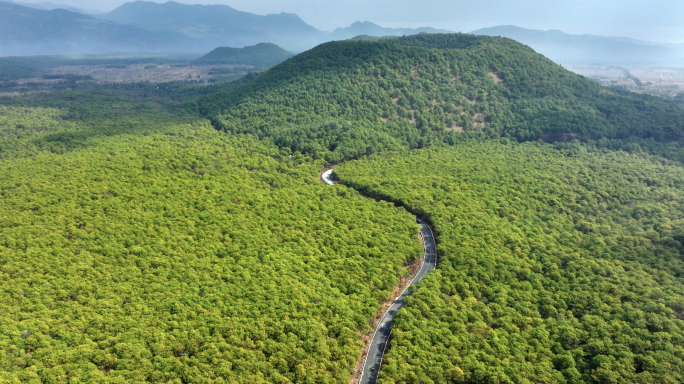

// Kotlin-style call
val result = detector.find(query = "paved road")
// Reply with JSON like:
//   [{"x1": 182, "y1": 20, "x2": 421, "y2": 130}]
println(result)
[{"x1": 321, "y1": 169, "x2": 438, "y2": 384}]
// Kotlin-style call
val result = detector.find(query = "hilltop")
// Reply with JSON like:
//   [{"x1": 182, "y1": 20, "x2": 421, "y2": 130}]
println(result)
[
  {"x1": 202, "y1": 33, "x2": 684, "y2": 161},
  {"x1": 193, "y1": 43, "x2": 294, "y2": 68}
]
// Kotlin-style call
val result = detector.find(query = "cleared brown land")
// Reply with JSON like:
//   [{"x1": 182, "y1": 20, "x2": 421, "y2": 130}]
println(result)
[{"x1": 47, "y1": 64, "x2": 251, "y2": 84}]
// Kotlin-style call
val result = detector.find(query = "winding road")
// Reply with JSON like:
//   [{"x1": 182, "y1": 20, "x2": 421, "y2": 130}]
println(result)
[{"x1": 321, "y1": 169, "x2": 438, "y2": 384}]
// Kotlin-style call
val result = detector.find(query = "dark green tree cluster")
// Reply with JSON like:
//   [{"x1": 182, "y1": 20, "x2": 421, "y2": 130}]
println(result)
[
  {"x1": 336, "y1": 141, "x2": 684, "y2": 383},
  {"x1": 200, "y1": 34, "x2": 684, "y2": 162},
  {"x1": 194, "y1": 43, "x2": 294, "y2": 68},
  {"x1": 0, "y1": 100, "x2": 423, "y2": 383}
]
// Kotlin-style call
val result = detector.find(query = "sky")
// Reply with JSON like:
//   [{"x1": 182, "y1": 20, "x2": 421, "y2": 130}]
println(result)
[{"x1": 21, "y1": 0, "x2": 684, "y2": 43}]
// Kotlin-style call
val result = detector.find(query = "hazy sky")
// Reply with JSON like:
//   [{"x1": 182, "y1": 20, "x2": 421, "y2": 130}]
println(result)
[{"x1": 24, "y1": 0, "x2": 684, "y2": 43}]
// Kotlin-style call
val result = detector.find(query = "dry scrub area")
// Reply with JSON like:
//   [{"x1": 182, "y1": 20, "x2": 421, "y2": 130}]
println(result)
[
  {"x1": 48, "y1": 64, "x2": 251, "y2": 84},
  {"x1": 568, "y1": 64, "x2": 684, "y2": 99}
]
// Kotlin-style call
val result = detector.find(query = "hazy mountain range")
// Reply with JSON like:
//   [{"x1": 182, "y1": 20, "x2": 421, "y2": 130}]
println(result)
[
  {"x1": 471, "y1": 25, "x2": 682, "y2": 65},
  {"x1": 330, "y1": 21, "x2": 452, "y2": 41},
  {"x1": 9, "y1": 0, "x2": 102, "y2": 14},
  {"x1": 0, "y1": 0, "x2": 682, "y2": 65},
  {"x1": 99, "y1": 1, "x2": 323, "y2": 52},
  {"x1": 0, "y1": 1, "x2": 188, "y2": 55}
]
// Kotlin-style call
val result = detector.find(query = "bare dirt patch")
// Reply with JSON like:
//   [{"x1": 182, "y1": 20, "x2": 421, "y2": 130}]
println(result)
[
  {"x1": 48, "y1": 64, "x2": 251, "y2": 84},
  {"x1": 446, "y1": 125, "x2": 464, "y2": 133},
  {"x1": 567, "y1": 64, "x2": 684, "y2": 98},
  {"x1": 474, "y1": 113, "x2": 486, "y2": 129},
  {"x1": 349, "y1": 234, "x2": 427, "y2": 384},
  {"x1": 489, "y1": 72, "x2": 503, "y2": 84}
]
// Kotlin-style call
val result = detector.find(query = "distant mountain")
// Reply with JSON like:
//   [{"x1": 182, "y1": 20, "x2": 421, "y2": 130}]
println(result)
[
  {"x1": 331, "y1": 21, "x2": 452, "y2": 41},
  {"x1": 194, "y1": 43, "x2": 293, "y2": 67},
  {"x1": 100, "y1": 1, "x2": 324, "y2": 53},
  {"x1": 0, "y1": 2, "x2": 191, "y2": 55},
  {"x1": 0, "y1": 0, "x2": 457, "y2": 56},
  {"x1": 471, "y1": 25, "x2": 680, "y2": 65},
  {"x1": 13, "y1": 1, "x2": 103, "y2": 14}
]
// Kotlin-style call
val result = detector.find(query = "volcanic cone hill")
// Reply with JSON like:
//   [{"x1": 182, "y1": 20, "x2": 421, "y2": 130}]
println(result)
[{"x1": 201, "y1": 33, "x2": 684, "y2": 162}]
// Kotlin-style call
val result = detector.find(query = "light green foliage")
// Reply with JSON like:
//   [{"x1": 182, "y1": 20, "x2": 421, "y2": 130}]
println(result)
[
  {"x1": 0, "y1": 83, "x2": 201, "y2": 159},
  {"x1": 0, "y1": 105, "x2": 69, "y2": 145},
  {"x1": 336, "y1": 141, "x2": 684, "y2": 383},
  {"x1": 0, "y1": 106, "x2": 76, "y2": 158},
  {"x1": 0, "y1": 99, "x2": 422, "y2": 382}
]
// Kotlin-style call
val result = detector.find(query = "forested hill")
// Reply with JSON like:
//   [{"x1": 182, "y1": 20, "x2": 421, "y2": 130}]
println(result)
[
  {"x1": 201, "y1": 33, "x2": 684, "y2": 162},
  {"x1": 193, "y1": 43, "x2": 293, "y2": 68}
]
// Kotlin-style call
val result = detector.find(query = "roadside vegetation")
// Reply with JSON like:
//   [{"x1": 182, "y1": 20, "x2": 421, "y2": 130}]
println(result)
[
  {"x1": 0, "y1": 90, "x2": 422, "y2": 383},
  {"x1": 336, "y1": 141, "x2": 684, "y2": 383}
]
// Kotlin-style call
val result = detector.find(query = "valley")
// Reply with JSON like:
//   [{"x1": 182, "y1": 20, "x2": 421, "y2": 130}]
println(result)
[
  {"x1": 20, "y1": 64, "x2": 250, "y2": 85},
  {"x1": 568, "y1": 65, "x2": 684, "y2": 100}
]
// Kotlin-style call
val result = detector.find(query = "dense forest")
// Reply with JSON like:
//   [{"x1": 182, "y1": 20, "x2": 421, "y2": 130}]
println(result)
[
  {"x1": 201, "y1": 34, "x2": 684, "y2": 162},
  {"x1": 0, "y1": 88, "x2": 424, "y2": 382},
  {"x1": 336, "y1": 142, "x2": 684, "y2": 383},
  {"x1": 3, "y1": 32, "x2": 684, "y2": 383}
]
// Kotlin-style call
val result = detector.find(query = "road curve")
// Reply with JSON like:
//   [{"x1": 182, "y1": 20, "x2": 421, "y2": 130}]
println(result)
[{"x1": 321, "y1": 169, "x2": 438, "y2": 384}]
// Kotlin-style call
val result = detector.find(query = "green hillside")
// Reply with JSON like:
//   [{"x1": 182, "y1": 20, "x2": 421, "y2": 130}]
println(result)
[
  {"x1": 194, "y1": 43, "x2": 294, "y2": 68},
  {"x1": 202, "y1": 34, "x2": 684, "y2": 162},
  {"x1": 336, "y1": 142, "x2": 684, "y2": 383}
]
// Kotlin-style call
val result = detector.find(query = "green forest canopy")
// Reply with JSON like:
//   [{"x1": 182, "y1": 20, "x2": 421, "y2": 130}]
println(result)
[
  {"x1": 0, "y1": 90, "x2": 423, "y2": 383},
  {"x1": 201, "y1": 34, "x2": 684, "y2": 162},
  {"x1": 336, "y1": 141, "x2": 684, "y2": 384},
  {"x1": 3, "y1": 32, "x2": 684, "y2": 384}
]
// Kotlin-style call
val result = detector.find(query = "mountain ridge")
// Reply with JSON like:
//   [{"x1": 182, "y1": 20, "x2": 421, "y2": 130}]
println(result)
[
  {"x1": 0, "y1": 1, "x2": 192, "y2": 55},
  {"x1": 99, "y1": 0, "x2": 324, "y2": 52},
  {"x1": 330, "y1": 21, "x2": 453, "y2": 41},
  {"x1": 471, "y1": 25, "x2": 681, "y2": 64},
  {"x1": 12, "y1": 0, "x2": 103, "y2": 14}
]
